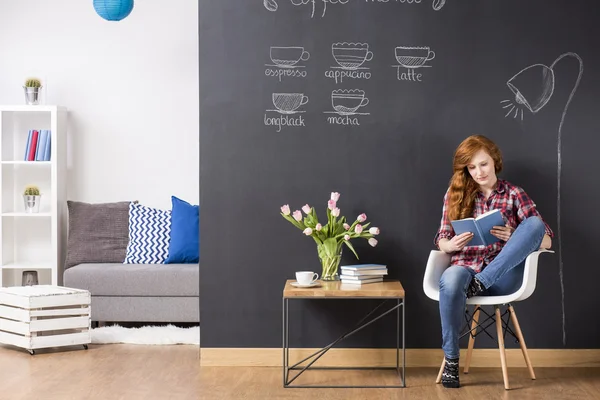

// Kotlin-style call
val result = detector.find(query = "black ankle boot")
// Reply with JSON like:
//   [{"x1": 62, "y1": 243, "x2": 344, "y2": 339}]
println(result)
[
  {"x1": 441, "y1": 357, "x2": 460, "y2": 388},
  {"x1": 466, "y1": 276, "x2": 485, "y2": 298}
]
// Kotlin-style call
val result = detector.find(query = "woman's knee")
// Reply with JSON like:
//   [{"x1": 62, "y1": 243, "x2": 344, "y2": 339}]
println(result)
[
  {"x1": 439, "y1": 266, "x2": 471, "y2": 295},
  {"x1": 523, "y1": 215, "x2": 544, "y2": 233}
]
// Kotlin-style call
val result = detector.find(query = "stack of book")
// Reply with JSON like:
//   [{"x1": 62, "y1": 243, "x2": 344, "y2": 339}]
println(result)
[{"x1": 340, "y1": 264, "x2": 387, "y2": 285}]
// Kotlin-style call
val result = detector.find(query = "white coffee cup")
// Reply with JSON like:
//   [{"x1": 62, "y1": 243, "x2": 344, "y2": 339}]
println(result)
[{"x1": 296, "y1": 271, "x2": 319, "y2": 285}]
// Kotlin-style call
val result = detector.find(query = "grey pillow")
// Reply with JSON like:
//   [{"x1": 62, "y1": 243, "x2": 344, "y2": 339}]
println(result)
[{"x1": 65, "y1": 201, "x2": 132, "y2": 269}]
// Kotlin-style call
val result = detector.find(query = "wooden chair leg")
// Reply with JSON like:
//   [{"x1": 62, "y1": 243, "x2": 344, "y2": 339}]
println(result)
[
  {"x1": 495, "y1": 306, "x2": 510, "y2": 390},
  {"x1": 464, "y1": 305, "x2": 481, "y2": 374},
  {"x1": 436, "y1": 357, "x2": 445, "y2": 384},
  {"x1": 509, "y1": 305, "x2": 536, "y2": 380}
]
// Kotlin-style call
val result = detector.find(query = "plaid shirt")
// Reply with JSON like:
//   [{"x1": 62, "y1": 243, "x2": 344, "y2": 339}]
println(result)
[{"x1": 434, "y1": 179, "x2": 554, "y2": 272}]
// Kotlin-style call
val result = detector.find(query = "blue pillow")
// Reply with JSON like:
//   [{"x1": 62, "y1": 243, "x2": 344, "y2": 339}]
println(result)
[{"x1": 165, "y1": 196, "x2": 199, "y2": 264}]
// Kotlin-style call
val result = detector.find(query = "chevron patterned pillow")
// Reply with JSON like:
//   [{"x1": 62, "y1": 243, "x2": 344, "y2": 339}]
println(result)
[{"x1": 124, "y1": 202, "x2": 172, "y2": 264}]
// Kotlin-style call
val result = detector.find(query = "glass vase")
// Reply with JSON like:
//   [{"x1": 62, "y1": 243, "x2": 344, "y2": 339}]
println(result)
[{"x1": 319, "y1": 247, "x2": 342, "y2": 281}]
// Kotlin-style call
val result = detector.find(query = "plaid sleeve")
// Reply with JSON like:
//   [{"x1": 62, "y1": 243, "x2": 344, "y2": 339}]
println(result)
[
  {"x1": 514, "y1": 187, "x2": 554, "y2": 238},
  {"x1": 434, "y1": 189, "x2": 455, "y2": 248}
]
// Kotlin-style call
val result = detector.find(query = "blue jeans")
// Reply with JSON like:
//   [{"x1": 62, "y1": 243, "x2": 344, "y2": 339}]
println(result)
[{"x1": 438, "y1": 216, "x2": 546, "y2": 359}]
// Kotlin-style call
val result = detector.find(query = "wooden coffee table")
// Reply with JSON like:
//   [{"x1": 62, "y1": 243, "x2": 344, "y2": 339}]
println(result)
[{"x1": 282, "y1": 279, "x2": 406, "y2": 388}]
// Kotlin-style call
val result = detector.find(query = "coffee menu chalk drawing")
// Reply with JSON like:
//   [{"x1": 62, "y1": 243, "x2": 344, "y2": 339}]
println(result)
[
  {"x1": 393, "y1": 46, "x2": 435, "y2": 81},
  {"x1": 261, "y1": 0, "x2": 447, "y2": 131},
  {"x1": 263, "y1": 6, "x2": 442, "y2": 131},
  {"x1": 263, "y1": 44, "x2": 440, "y2": 131},
  {"x1": 265, "y1": 46, "x2": 310, "y2": 82},
  {"x1": 264, "y1": 46, "x2": 310, "y2": 132},
  {"x1": 265, "y1": 93, "x2": 308, "y2": 132},
  {"x1": 324, "y1": 89, "x2": 370, "y2": 126},
  {"x1": 263, "y1": 0, "x2": 447, "y2": 17},
  {"x1": 325, "y1": 42, "x2": 373, "y2": 84}
]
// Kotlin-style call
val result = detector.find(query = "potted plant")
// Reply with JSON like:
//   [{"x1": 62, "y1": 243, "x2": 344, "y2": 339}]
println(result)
[
  {"x1": 23, "y1": 185, "x2": 42, "y2": 213},
  {"x1": 280, "y1": 192, "x2": 380, "y2": 280},
  {"x1": 23, "y1": 78, "x2": 42, "y2": 105}
]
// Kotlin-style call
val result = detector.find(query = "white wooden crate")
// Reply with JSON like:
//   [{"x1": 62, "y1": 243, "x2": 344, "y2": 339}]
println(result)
[{"x1": 0, "y1": 285, "x2": 91, "y2": 354}]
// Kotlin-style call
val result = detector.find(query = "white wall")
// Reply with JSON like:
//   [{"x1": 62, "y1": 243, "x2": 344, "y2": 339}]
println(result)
[{"x1": 0, "y1": 0, "x2": 199, "y2": 210}]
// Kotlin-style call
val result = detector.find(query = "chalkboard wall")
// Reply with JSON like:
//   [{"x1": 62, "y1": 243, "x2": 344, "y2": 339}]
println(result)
[{"x1": 199, "y1": 0, "x2": 600, "y2": 350}]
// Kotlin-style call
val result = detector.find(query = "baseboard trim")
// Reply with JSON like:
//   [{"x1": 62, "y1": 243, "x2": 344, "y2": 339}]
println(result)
[{"x1": 200, "y1": 348, "x2": 600, "y2": 368}]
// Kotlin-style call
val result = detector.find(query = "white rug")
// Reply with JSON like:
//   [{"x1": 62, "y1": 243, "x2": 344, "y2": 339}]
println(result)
[{"x1": 91, "y1": 324, "x2": 199, "y2": 345}]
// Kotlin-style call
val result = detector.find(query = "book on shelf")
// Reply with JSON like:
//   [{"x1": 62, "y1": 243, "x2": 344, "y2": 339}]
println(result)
[
  {"x1": 23, "y1": 129, "x2": 51, "y2": 161},
  {"x1": 42, "y1": 130, "x2": 52, "y2": 161},
  {"x1": 25, "y1": 130, "x2": 38, "y2": 161},
  {"x1": 43, "y1": 129, "x2": 51, "y2": 161},
  {"x1": 450, "y1": 208, "x2": 505, "y2": 247},
  {"x1": 24, "y1": 130, "x2": 33, "y2": 160},
  {"x1": 35, "y1": 130, "x2": 49, "y2": 161},
  {"x1": 340, "y1": 276, "x2": 384, "y2": 285}
]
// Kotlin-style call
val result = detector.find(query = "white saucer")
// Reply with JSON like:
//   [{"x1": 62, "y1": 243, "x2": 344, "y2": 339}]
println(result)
[{"x1": 291, "y1": 281, "x2": 321, "y2": 288}]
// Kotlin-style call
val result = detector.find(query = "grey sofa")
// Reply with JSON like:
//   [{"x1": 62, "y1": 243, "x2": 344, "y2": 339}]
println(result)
[
  {"x1": 64, "y1": 263, "x2": 199, "y2": 323},
  {"x1": 62, "y1": 200, "x2": 199, "y2": 323}
]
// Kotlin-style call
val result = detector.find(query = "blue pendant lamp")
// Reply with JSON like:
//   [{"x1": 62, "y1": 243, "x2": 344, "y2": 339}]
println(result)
[{"x1": 93, "y1": 0, "x2": 134, "y2": 21}]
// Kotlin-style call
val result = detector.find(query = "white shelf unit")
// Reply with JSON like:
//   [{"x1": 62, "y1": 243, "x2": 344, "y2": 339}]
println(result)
[{"x1": 0, "y1": 105, "x2": 67, "y2": 287}]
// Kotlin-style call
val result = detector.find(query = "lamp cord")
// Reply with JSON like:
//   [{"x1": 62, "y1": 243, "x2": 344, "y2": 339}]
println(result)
[{"x1": 550, "y1": 52, "x2": 583, "y2": 347}]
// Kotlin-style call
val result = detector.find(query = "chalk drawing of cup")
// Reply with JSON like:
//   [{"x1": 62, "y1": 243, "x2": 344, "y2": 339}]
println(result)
[
  {"x1": 332, "y1": 42, "x2": 374, "y2": 70},
  {"x1": 270, "y1": 47, "x2": 310, "y2": 68},
  {"x1": 272, "y1": 93, "x2": 309, "y2": 114},
  {"x1": 331, "y1": 89, "x2": 369, "y2": 115},
  {"x1": 395, "y1": 46, "x2": 435, "y2": 68}
]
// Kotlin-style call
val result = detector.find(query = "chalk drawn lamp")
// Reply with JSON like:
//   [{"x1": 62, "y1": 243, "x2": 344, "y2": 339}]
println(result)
[
  {"x1": 507, "y1": 64, "x2": 555, "y2": 114},
  {"x1": 501, "y1": 52, "x2": 583, "y2": 348},
  {"x1": 502, "y1": 53, "x2": 582, "y2": 120},
  {"x1": 93, "y1": 0, "x2": 134, "y2": 21}
]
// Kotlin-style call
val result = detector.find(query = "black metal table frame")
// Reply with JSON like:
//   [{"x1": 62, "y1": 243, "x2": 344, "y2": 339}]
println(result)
[{"x1": 282, "y1": 296, "x2": 405, "y2": 388}]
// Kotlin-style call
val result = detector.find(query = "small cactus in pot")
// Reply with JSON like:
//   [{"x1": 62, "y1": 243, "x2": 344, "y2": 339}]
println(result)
[
  {"x1": 24, "y1": 78, "x2": 42, "y2": 88},
  {"x1": 23, "y1": 185, "x2": 42, "y2": 213},
  {"x1": 23, "y1": 77, "x2": 43, "y2": 105},
  {"x1": 24, "y1": 185, "x2": 41, "y2": 196}
]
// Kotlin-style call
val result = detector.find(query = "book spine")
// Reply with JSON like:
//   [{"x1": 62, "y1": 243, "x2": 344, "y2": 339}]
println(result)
[
  {"x1": 27, "y1": 130, "x2": 39, "y2": 161},
  {"x1": 44, "y1": 130, "x2": 51, "y2": 161},
  {"x1": 24, "y1": 130, "x2": 33, "y2": 161},
  {"x1": 35, "y1": 130, "x2": 48, "y2": 161},
  {"x1": 475, "y1": 221, "x2": 486, "y2": 246}
]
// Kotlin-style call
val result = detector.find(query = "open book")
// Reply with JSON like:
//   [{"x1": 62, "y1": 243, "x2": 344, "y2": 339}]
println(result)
[{"x1": 450, "y1": 209, "x2": 506, "y2": 247}]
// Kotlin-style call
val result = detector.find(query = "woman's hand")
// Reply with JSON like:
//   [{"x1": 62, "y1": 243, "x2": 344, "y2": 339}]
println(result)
[
  {"x1": 491, "y1": 225, "x2": 514, "y2": 242},
  {"x1": 440, "y1": 232, "x2": 474, "y2": 253}
]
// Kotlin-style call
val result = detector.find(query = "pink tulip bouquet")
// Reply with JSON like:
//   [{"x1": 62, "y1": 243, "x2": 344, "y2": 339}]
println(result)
[{"x1": 280, "y1": 192, "x2": 380, "y2": 280}]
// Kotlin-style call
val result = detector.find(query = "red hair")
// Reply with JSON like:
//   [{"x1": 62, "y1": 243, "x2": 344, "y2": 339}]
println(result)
[{"x1": 447, "y1": 135, "x2": 503, "y2": 221}]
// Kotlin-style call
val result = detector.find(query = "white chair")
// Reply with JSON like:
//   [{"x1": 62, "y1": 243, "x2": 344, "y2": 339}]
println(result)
[{"x1": 423, "y1": 249, "x2": 554, "y2": 390}]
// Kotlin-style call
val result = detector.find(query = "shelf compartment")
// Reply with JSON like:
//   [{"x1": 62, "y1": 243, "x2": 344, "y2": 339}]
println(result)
[
  {"x1": 1, "y1": 110, "x2": 54, "y2": 163},
  {"x1": 1, "y1": 164, "x2": 51, "y2": 215},
  {"x1": 2, "y1": 217, "x2": 53, "y2": 267}
]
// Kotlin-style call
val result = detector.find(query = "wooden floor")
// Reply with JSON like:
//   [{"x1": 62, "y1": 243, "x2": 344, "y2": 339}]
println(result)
[{"x1": 0, "y1": 344, "x2": 599, "y2": 399}]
